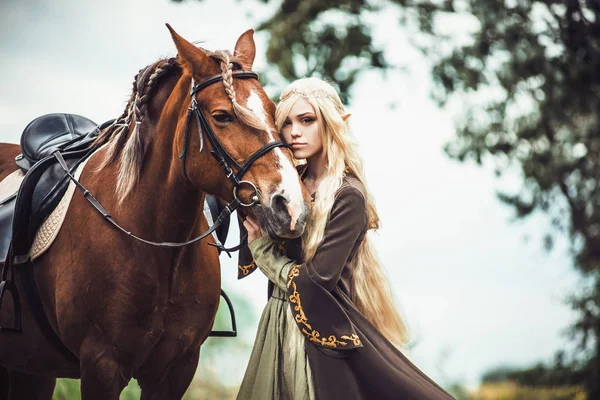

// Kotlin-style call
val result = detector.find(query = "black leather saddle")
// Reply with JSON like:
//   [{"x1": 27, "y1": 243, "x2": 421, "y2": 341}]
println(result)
[
  {"x1": 0, "y1": 114, "x2": 104, "y2": 268},
  {"x1": 0, "y1": 113, "x2": 103, "y2": 340},
  {"x1": 16, "y1": 113, "x2": 100, "y2": 172}
]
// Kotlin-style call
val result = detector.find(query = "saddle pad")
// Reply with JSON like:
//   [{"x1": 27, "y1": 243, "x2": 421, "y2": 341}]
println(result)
[
  {"x1": 30, "y1": 156, "x2": 91, "y2": 261},
  {"x1": 0, "y1": 169, "x2": 24, "y2": 203}
]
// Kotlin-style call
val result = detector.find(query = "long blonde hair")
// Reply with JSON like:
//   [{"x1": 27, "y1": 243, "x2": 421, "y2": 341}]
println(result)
[{"x1": 276, "y1": 77, "x2": 410, "y2": 348}]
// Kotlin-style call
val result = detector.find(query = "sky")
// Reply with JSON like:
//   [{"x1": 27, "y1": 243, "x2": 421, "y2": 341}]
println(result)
[{"x1": 0, "y1": 0, "x2": 581, "y2": 391}]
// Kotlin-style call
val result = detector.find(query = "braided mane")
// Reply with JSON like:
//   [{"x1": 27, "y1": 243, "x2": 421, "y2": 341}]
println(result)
[{"x1": 95, "y1": 50, "x2": 264, "y2": 203}]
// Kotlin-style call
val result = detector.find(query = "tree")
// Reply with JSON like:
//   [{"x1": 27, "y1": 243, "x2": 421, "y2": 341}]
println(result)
[
  {"x1": 481, "y1": 351, "x2": 587, "y2": 387},
  {"x1": 175, "y1": 0, "x2": 391, "y2": 102},
  {"x1": 175, "y1": 0, "x2": 600, "y2": 396},
  {"x1": 256, "y1": 0, "x2": 389, "y2": 103},
  {"x1": 413, "y1": 1, "x2": 600, "y2": 397}
]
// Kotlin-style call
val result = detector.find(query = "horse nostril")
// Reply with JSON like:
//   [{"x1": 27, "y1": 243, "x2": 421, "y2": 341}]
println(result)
[{"x1": 271, "y1": 193, "x2": 290, "y2": 215}]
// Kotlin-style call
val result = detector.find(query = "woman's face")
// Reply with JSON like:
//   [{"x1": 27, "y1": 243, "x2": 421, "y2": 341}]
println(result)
[{"x1": 280, "y1": 97, "x2": 323, "y2": 160}]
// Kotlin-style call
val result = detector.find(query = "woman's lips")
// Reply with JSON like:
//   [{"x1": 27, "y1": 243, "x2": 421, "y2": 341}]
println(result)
[{"x1": 290, "y1": 143, "x2": 307, "y2": 148}]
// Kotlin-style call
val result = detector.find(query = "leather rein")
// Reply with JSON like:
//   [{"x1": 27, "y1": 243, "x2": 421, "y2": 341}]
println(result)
[{"x1": 55, "y1": 71, "x2": 285, "y2": 251}]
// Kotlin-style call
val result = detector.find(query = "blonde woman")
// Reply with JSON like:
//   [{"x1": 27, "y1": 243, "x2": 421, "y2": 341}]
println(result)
[{"x1": 236, "y1": 77, "x2": 453, "y2": 400}]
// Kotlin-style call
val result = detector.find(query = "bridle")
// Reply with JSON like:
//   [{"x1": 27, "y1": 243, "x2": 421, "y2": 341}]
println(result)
[
  {"x1": 55, "y1": 70, "x2": 285, "y2": 250},
  {"x1": 180, "y1": 71, "x2": 284, "y2": 207}
]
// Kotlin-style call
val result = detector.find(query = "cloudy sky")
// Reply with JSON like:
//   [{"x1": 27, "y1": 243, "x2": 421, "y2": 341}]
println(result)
[{"x1": 0, "y1": 0, "x2": 580, "y2": 390}]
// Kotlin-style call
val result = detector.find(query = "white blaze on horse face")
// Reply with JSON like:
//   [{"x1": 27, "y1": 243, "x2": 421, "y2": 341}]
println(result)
[
  {"x1": 246, "y1": 90, "x2": 305, "y2": 230},
  {"x1": 246, "y1": 90, "x2": 278, "y2": 138}
]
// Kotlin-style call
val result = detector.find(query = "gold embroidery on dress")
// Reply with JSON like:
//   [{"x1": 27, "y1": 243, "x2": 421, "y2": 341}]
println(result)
[
  {"x1": 287, "y1": 265, "x2": 362, "y2": 348},
  {"x1": 288, "y1": 265, "x2": 300, "y2": 285},
  {"x1": 341, "y1": 334, "x2": 361, "y2": 346},
  {"x1": 238, "y1": 261, "x2": 256, "y2": 276}
]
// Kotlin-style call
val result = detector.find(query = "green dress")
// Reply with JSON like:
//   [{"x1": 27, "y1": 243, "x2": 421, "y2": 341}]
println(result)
[{"x1": 236, "y1": 238, "x2": 315, "y2": 400}]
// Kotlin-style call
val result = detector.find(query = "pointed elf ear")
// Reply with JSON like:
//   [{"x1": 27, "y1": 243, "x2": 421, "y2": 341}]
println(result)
[
  {"x1": 234, "y1": 29, "x2": 256, "y2": 70},
  {"x1": 166, "y1": 23, "x2": 210, "y2": 76},
  {"x1": 341, "y1": 113, "x2": 351, "y2": 121}
]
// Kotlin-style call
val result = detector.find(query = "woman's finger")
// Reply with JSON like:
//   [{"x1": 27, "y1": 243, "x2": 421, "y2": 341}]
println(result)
[
  {"x1": 243, "y1": 215, "x2": 263, "y2": 244},
  {"x1": 243, "y1": 219, "x2": 254, "y2": 232},
  {"x1": 246, "y1": 215, "x2": 259, "y2": 229}
]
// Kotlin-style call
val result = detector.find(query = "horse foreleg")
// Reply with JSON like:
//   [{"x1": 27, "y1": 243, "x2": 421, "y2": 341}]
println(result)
[
  {"x1": 79, "y1": 339, "x2": 131, "y2": 400},
  {"x1": 138, "y1": 350, "x2": 200, "y2": 400},
  {"x1": 5, "y1": 370, "x2": 55, "y2": 400}
]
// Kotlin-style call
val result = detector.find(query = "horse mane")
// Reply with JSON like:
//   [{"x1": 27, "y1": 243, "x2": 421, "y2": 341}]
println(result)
[
  {"x1": 94, "y1": 58, "x2": 179, "y2": 200},
  {"x1": 95, "y1": 49, "x2": 264, "y2": 204}
]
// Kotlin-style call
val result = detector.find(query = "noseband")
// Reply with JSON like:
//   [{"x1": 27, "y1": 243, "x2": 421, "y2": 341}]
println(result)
[
  {"x1": 180, "y1": 71, "x2": 286, "y2": 207},
  {"x1": 54, "y1": 71, "x2": 285, "y2": 249}
]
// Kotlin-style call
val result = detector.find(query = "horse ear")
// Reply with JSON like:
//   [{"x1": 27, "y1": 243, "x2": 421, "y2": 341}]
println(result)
[
  {"x1": 234, "y1": 29, "x2": 256, "y2": 70},
  {"x1": 166, "y1": 24, "x2": 209, "y2": 75}
]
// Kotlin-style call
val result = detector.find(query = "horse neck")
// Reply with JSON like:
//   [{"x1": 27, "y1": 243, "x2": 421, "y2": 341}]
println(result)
[{"x1": 94, "y1": 69, "x2": 207, "y2": 243}]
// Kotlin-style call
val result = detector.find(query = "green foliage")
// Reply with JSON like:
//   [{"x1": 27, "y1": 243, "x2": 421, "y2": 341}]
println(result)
[
  {"x1": 257, "y1": 0, "x2": 389, "y2": 102},
  {"x1": 53, "y1": 378, "x2": 141, "y2": 399},
  {"x1": 469, "y1": 381, "x2": 587, "y2": 399},
  {"x1": 412, "y1": 0, "x2": 600, "y2": 396},
  {"x1": 446, "y1": 382, "x2": 470, "y2": 400},
  {"x1": 481, "y1": 352, "x2": 587, "y2": 388},
  {"x1": 52, "y1": 379, "x2": 80, "y2": 400}
]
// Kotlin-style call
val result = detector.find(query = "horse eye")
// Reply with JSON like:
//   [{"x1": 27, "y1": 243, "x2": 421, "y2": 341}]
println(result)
[{"x1": 212, "y1": 112, "x2": 234, "y2": 123}]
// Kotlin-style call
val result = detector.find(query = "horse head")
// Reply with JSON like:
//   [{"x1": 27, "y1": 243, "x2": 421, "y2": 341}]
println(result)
[{"x1": 165, "y1": 25, "x2": 311, "y2": 239}]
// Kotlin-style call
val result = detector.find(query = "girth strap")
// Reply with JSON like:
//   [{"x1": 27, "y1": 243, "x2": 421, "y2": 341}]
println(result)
[{"x1": 20, "y1": 260, "x2": 79, "y2": 364}]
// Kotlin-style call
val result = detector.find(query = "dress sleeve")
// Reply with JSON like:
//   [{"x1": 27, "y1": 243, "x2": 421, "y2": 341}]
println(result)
[
  {"x1": 248, "y1": 237, "x2": 296, "y2": 290},
  {"x1": 286, "y1": 187, "x2": 368, "y2": 354}
]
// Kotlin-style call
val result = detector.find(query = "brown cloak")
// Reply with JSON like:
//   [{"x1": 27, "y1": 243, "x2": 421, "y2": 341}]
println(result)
[{"x1": 238, "y1": 175, "x2": 454, "y2": 400}]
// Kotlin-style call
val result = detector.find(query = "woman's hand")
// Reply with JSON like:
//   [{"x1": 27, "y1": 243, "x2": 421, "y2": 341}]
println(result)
[{"x1": 243, "y1": 215, "x2": 263, "y2": 244}]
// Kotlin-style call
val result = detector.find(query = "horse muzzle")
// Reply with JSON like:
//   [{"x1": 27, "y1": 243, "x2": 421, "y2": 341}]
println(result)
[{"x1": 254, "y1": 190, "x2": 310, "y2": 240}]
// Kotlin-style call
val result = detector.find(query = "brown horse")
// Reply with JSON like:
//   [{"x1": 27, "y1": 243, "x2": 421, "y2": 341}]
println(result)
[{"x1": 0, "y1": 25, "x2": 311, "y2": 399}]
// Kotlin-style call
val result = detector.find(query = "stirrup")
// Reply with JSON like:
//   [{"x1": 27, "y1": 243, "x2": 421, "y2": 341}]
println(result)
[
  {"x1": 209, "y1": 289, "x2": 237, "y2": 337},
  {"x1": 0, "y1": 279, "x2": 23, "y2": 335}
]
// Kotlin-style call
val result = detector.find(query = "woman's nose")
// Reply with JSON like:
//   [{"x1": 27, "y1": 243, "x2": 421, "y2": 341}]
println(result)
[{"x1": 291, "y1": 124, "x2": 301, "y2": 137}]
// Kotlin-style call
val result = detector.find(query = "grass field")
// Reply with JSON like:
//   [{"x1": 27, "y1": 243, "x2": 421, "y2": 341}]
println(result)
[
  {"x1": 465, "y1": 382, "x2": 587, "y2": 400},
  {"x1": 52, "y1": 377, "x2": 239, "y2": 400},
  {"x1": 53, "y1": 379, "x2": 587, "y2": 400}
]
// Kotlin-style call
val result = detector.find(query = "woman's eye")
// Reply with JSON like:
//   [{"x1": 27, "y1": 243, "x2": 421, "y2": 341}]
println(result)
[
  {"x1": 301, "y1": 118, "x2": 314, "y2": 124},
  {"x1": 213, "y1": 113, "x2": 234, "y2": 123},
  {"x1": 282, "y1": 120, "x2": 291, "y2": 127}
]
